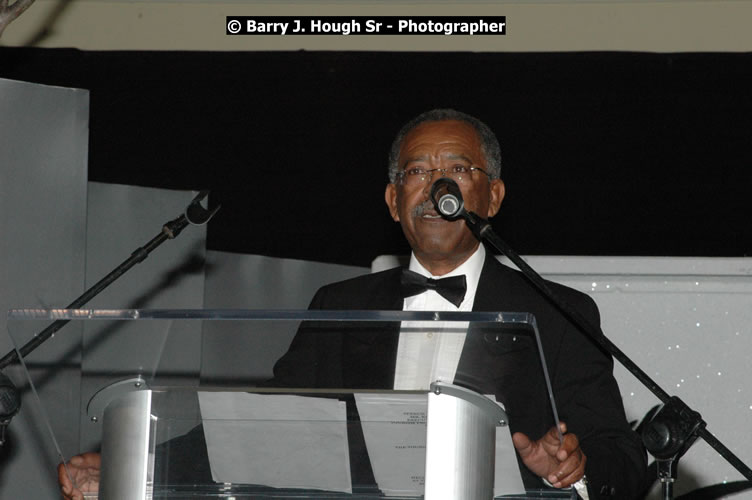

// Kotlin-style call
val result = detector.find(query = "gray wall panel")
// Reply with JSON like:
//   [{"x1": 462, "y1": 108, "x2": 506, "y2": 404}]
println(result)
[{"x1": 0, "y1": 78, "x2": 89, "y2": 499}]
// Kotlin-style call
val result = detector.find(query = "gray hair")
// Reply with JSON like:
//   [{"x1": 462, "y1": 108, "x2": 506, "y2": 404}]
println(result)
[{"x1": 387, "y1": 109, "x2": 502, "y2": 183}]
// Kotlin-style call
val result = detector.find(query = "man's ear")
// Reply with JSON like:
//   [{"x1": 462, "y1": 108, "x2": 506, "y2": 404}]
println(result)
[
  {"x1": 487, "y1": 179, "x2": 505, "y2": 218},
  {"x1": 385, "y1": 183, "x2": 400, "y2": 222}
]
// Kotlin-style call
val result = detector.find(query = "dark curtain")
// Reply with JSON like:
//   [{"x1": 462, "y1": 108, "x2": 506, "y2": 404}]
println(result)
[{"x1": 2, "y1": 48, "x2": 750, "y2": 265}]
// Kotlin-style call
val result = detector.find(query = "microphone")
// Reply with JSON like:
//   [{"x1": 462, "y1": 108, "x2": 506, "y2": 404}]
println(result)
[
  {"x1": 0, "y1": 371, "x2": 20, "y2": 446},
  {"x1": 430, "y1": 178, "x2": 465, "y2": 220}
]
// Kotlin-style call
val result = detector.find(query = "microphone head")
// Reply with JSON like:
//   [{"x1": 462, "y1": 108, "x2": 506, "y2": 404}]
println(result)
[
  {"x1": 438, "y1": 194, "x2": 460, "y2": 217},
  {"x1": 430, "y1": 178, "x2": 465, "y2": 220}
]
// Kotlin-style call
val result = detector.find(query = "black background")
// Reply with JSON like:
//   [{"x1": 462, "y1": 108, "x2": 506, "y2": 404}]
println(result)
[{"x1": 2, "y1": 48, "x2": 751, "y2": 265}]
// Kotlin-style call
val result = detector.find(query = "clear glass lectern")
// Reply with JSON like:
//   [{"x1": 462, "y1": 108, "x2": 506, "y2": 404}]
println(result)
[{"x1": 7, "y1": 309, "x2": 574, "y2": 499}]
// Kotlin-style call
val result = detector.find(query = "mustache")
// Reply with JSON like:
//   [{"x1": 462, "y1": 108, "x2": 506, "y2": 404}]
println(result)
[{"x1": 411, "y1": 201, "x2": 437, "y2": 218}]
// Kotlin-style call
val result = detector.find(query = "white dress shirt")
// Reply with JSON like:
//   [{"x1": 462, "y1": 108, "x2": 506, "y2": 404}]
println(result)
[{"x1": 393, "y1": 244, "x2": 486, "y2": 390}]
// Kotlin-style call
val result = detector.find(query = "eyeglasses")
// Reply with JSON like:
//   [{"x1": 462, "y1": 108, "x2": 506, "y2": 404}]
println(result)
[{"x1": 395, "y1": 165, "x2": 492, "y2": 186}]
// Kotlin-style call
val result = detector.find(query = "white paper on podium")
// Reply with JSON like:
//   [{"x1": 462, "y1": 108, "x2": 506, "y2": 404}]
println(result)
[
  {"x1": 354, "y1": 393, "x2": 427, "y2": 496},
  {"x1": 354, "y1": 393, "x2": 525, "y2": 497},
  {"x1": 198, "y1": 392, "x2": 352, "y2": 493}
]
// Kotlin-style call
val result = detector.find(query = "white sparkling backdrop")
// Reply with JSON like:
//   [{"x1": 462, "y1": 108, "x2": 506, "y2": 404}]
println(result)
[{"x1": 538, "y1": 257, "x2": 752, "y2": 497}]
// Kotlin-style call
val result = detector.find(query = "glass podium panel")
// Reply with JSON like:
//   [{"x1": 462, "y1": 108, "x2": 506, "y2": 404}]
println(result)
[{"x1": 7, "y1": 309, "x2": 574, "y2": 499}]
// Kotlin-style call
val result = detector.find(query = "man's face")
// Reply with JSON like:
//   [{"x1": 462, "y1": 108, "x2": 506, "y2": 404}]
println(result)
[{"x1": 385, "y1": 120, "x2": 505, "y2": 273}]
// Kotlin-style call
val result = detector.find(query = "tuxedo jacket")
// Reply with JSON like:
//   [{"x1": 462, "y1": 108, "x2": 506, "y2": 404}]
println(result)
[{"x1": 271, "y1": 252, "x2": 647, "y2": 499}]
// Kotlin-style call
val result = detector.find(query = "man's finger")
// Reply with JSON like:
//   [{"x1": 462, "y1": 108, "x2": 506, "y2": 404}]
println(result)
[
  {"x1": 550, "y1": 452, "x2": 587, "y2": 488},
  {"x1": 537, "y1": 426, "x2": 563, "y2": 456},
  {"x1": 511, "y1": 432, "x2": 534, "y2": 457},
  {"x1": 58, "y1": 462, "x2": 72, "y2": 492},
  {"x1": 555, "y1": 432, "x2": 580, "y2": 461}
]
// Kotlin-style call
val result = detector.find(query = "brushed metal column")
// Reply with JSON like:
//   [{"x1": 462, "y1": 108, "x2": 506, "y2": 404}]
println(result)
[
  {"x1": 99, "y1": 390, "x2": 154, "y2": 500},
  {"x1": 425, "y1": 382, "x2": 507, "y2": 500}
]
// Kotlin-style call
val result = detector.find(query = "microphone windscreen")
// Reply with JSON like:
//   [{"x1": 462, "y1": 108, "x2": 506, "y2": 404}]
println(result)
[{"x1": 430, "y1": 178, "x2": 465, "y2": 220}]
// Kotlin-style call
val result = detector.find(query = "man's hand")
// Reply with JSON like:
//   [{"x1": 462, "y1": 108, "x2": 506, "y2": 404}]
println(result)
[
  {"x1": 512, "y1": 422, "x2": 586, "y2": 488},
  {"x1": 58, "y1": 452, "x2": 101, "y2": 500}
]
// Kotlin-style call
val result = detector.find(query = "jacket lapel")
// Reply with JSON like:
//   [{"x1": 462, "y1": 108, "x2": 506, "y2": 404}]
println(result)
[{"x1": 472, "y1": 252, "x2": 511, "y2": 312}]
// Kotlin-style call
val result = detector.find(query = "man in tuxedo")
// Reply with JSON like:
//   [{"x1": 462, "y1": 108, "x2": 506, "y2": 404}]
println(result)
[
  {"x1": 270, "y1": 109, "x2": 646, "y2": 498},
  {"x1": 60, "y1": 109, "x2": 646, "y2": 499}
]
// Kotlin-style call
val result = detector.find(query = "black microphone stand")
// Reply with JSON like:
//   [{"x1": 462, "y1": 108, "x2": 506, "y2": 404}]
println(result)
[
  {"x1": 0, "y1": 191, "x2": 219, "y2": 446},
  {"x1": 459, "y1": 208, "x2": 752, "y2": 499}
]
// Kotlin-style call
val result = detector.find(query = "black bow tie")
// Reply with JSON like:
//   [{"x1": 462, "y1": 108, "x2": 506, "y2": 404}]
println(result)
[{"x1": 400, "y1": 269, "x2": 467, "y2": 308}]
